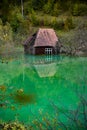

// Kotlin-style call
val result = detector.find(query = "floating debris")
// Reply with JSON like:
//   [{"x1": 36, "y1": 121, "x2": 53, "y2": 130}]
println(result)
[
  {"x1": 0, "y1": 85, "x2": 7, "y2": 92},
  {"x1": 10, "y1": 105, "x2": 16, "y2": 111},
  {"x1": 0, "y1": 103, "x2": 7, "y2": 109},
  {"x1": 17, "y1": 89, "x2": 24, "y2": 94},
  {"x1": 13, "y1": 92, "x2": 36, "y2": 105},
  {"x1": 2, "y1": 122, "x2": 26, "y2": 130},
  {"x1": 9, "y1": 93, "x2": 13, "y2": 97}
]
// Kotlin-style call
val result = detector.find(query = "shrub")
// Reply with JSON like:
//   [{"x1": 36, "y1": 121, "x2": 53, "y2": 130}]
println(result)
[
  {"x1": 0, "y1": 21, "x2": 14, "y2": 55},
  {"x1": 44, "y1": 16, "x2": 51, "y2": 26},
  {"x1": 1, "y1": 122, "x2": 26, "y2": 130},
  {"x1": 0, "y1": 21, "x2": 13, "y2": 44},
  {"x1": 51, "y1": 18, "x2": 64, "y2": 30},
  {"x1": 23, "y1": 1, "x2": 33, "y2": 15},
  {"x1": 8, "y1": 7, "x2": 24, "y2": 32},
  {"x1": 43, "y1": 2, "x2": 52, "y2": 14},
  {"x1": 18, "y1": 19, "x2": 31, "y2": 33},
  {"x1": 29, "y1": 10, "x2": 39, "y2": 26},
  {"x1": 72, "y1": 3, "x2": 87, "y2": 16},
  {"x1": 64, "y1": 16, "x2": 74, "y2": 31},
  {"x1": 52, "y1": 3, "x2": 62, "y2": 16}
]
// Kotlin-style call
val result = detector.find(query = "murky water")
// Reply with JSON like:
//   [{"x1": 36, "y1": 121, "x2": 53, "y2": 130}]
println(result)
[{"x1": 0, "y1": 55, "x2": 87, "y2": 129}]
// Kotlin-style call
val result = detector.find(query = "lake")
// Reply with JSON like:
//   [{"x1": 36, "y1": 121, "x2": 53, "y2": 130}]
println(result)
[{"x1": 0, "y1": 55, "x2": 87, "y2": 129}]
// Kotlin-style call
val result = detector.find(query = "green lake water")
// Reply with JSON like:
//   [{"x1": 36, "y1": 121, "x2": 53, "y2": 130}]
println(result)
[{"x1": 0, "y1": 55, "x2": 87, "y2": 129}]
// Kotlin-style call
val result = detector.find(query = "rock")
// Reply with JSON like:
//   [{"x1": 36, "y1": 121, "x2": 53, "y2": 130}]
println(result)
[
  {"x1": 75, "y1": 50, "x2": 84, "y2": 56},
  {"x1": 60, "y1": 46, "x2": 67, "y2": 53}
]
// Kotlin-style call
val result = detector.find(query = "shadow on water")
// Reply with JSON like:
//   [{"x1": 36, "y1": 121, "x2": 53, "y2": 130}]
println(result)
[{"x1": 0, "y1": 54, "x2": 87, "y2": 129}]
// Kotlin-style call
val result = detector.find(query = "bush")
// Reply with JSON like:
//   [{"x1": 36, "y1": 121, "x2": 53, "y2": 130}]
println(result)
[
  {"x1": 23, "y1": 1, "x2": 33, "y2": 15},
  {"x1": 8, "y1": 7, "x2": 24, "y2": 32},
  {"x1": 0, "y1": 21, "x2": 13, "y2": 44},
  {"x1": 43, "y1": 2, "x2": 52, "y2": 14},
  {"x1": 0, "y1": 21, "x2": 14, "y2": 55},
  {"x1": 44, "y1": 16, "x2": 51, "y2": 27},
  {"x1": 64, "y1": 16, "x2": 74, "y2": 31},
  {"x1": 18, "y1": 19, "x2": 31, "y2": 34},
  {"x1": 52, "y1": 3, "x2": 62, "y2": 16},
  {"x1": 51, "y1": 18, "x2": 64, "y2": 30},
  {"x1": 72, "y1": 3, "x2": 87, "y2": 16},
  {"x1": 29, "y1": 10, "x2": 39, "y2": 26},
  {"x1": 0, "y1": 122, "x2": 26, "y2": 130}
]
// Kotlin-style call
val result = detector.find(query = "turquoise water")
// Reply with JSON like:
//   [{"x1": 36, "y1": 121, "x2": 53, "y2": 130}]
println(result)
[{"x1": 0, "y1": 55, "x2": 87, "y2": 129}]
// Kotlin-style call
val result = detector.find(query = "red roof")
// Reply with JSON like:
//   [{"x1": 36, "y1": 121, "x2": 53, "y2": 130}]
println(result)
[
  {"x1": 23, "y1": 28, "x2": 58, "y2": 47},
  {"x1": 34, "y1": 28, "x2": 58, "y2": 47}
]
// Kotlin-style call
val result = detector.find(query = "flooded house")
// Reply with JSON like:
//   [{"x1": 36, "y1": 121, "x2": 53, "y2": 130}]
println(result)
[{"x1": 23, "y1": 28, "x2": 61, "y2": 55}]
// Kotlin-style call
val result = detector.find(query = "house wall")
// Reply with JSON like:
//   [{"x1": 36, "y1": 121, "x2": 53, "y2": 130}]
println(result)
[
  {"x1": 24, "y1": 45, "x2": 35, "y2": 54},
  {"x1": 35, "y1": 46, "x2": 56, "y2": 55},
  {"x1": 24, "y1": 45, "x2": 60, "y2": 55},
  {"x1": 24, "y1": 45, "x2": 29, "y2": 54}
]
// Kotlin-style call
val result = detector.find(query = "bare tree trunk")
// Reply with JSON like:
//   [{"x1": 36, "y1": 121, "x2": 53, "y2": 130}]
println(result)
[{"x1": 21, "y1": 0, "x2": 24, "y2": 17}]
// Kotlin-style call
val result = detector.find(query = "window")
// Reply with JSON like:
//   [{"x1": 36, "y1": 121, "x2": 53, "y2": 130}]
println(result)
[{"x1": 45, "y1": 48, "x2": 52, "y2": 55}]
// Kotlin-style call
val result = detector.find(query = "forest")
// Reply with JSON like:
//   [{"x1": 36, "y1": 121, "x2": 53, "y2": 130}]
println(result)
[{"x1": 0, "y1": 0, "x2": 87, "y2": 23}]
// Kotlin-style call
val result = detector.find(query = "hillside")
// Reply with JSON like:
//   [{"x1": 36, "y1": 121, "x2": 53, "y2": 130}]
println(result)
[{"x1": 0, "y1": 0, "x2": 87, "y2": 56}]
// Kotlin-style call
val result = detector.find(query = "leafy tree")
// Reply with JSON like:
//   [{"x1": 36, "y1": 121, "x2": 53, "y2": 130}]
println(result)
[
  {"x1": 64, "y1": 16, "x2": 74, "y2": 31},
  {"x1": 72, "y1": 3, "x2": 87, "y2": 16},
  {"x1": 43, "y1": 2, "x2": 52, "y2": 14},
  {"x1": 52, "y1": 2, "x2": 61, "y2": 16}
]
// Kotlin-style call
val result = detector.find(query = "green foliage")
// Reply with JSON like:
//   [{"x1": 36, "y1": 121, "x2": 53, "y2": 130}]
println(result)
[
  {"x1": 23, "y1": 1, "x2": 33, "y2": 15},
  {"x1": 0, "y1": 0, "x2": 87, "y2": 25},
  {"x1": 28, "y1": 14, "x2": 65, "y2": 30},
  {"x1": 43, "y1": 2, "x2": 52, "y2": 14},
  {"x1": 0, "y1": 121, "x2": 26, "y2": 130},
  {"x1": 52, "y1": 2, "x2": 62, "y2": 16},
  {"x1": 64, "y1": 16, "x2": 74, "y2": 31},
  {"x1": 31, "y1": 0, "x2": 46, "y2": 10},
  {"x1": 8, "y1": 7, "x2": 24, "y2": 32},
  {"x1": 0, "y1": 0, "x2": 87, "y2": 33},
  {"x1": 0, "y1": 0, "x2": 86, "y2": 53},
  {"x1": 0, "y1": 20, "x2": 13, "y2": 44},
  {"x1": 19, "y1": 19, "x2": 31, "y2": 33},
  {"x1": 72, "y1": 3, "x2": 87, "y2": 16},
  {"x1": 0, "y1": 19, "x2": 3, "y2": 25},
  {"x1": 0, "y1": 19, "x2": 15, "y2": 55},
  {"x1": 43, "y1": 16, "x2": 51, "y2": 26},
  {"x1": 51, "y1": 17, "x2": 64, "y2": 29},
  {"x1": 0, "y1": 0, "x2": 10, "y2": 23},
  {"x1": 29, "y1": 10, "x2": 39, "y2": 26}
]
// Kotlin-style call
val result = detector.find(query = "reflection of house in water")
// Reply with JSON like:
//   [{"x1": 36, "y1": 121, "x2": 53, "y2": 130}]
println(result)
[
  {"x1": 23, "y1": 56, "x2": 58, "y2": 78},
  {"x1": 34, "y1": 62, "x2": 57, "y2": 78}
]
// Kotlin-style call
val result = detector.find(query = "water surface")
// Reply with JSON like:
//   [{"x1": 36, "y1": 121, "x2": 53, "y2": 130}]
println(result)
[{"x1": 0, "y1": 55, "x2": 87, "y2": 129}]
